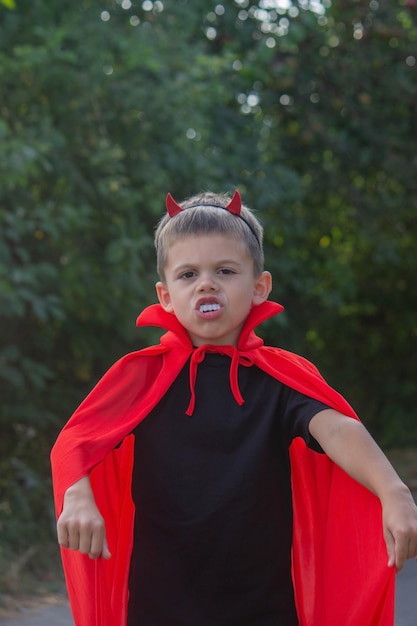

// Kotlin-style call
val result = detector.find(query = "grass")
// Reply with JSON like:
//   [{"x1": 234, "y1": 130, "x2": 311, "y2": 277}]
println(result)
[{"x1": 0, "y1": 542, "x2": 67, "y2": 619}]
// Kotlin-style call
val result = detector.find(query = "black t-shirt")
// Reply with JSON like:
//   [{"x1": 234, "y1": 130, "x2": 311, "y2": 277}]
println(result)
[{"x1": 127, "y1": 353, "x2": 328, "y2": 626}]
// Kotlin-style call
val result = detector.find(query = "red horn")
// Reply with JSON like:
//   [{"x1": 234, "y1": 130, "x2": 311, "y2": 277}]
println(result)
[
  {"x1": 166, "y1": 193, "x2": 183, "y2": 217},
  {"x1": 225, "y1": 190, "x2": 242, "y2": 215}
]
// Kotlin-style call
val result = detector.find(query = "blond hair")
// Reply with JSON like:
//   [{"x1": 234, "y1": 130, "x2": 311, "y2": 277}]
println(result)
[{"x1": 154, "y1": 192, "x2": 264, "y2": 281}]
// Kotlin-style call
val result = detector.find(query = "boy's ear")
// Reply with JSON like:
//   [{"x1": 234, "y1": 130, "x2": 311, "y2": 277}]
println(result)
[
  {"x1": 156, "y1": 281, "x2": 174, "y2": 312},
  {"x1": 252, "y1": 271, "x2": 272, "y2": 306}
]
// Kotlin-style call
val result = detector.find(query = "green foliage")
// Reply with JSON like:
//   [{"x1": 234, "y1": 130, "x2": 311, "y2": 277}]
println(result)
[
  {"x1": 1, "y1": 0, "x2": 417, "y2": 567},
  {"x1": 253, "y1": 0, "x2": 417, "y2": 444}
]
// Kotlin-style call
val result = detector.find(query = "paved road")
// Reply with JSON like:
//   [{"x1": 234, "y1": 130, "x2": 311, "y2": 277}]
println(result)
[
  {"x1": 0, "y1": 604, "x2": 72, "y2": 625},
  {"x1": 395, "y1": 557, "x2": 417, "y2": 626},
  {"x1": 0, "y1": 563, "x2": 416, "y2": 626}
]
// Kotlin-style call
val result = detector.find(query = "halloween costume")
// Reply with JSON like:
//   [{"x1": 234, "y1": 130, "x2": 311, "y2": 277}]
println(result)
[
  {"x1": 127, "y1": 352, "x2": 330, "y2": 625},
  {"x1": 51, "y1": 301, "x2": 395, "y2": 626}
]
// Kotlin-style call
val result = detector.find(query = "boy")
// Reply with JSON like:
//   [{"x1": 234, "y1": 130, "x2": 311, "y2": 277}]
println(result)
[{"x1": 51, "y1": 191, "x2": 417, "y2": 626}]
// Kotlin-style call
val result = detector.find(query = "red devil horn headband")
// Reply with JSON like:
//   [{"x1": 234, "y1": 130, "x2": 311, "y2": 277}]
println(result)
[
  {"x1": 166, "y1": 190, "x2": 242, "y2": 217},
  {"x1": 164, "y1": 190, "x2": 260, "y2": 246}
]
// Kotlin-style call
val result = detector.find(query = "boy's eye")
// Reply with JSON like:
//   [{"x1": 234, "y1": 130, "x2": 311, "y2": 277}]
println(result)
[
  {"x1": 218, "y1": 268, "x2": 236, "y2": 275},
  {"x1": 180, "y1": 271, "x2": 195, "y2": 279}
]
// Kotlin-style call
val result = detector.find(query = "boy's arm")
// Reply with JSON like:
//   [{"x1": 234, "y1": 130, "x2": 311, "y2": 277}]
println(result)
[
  {"x1": 57, "y1": 476, "x2": 111, "y2": 560},
  {"x1": 309, "y1": 409, "x2": 417, "y2": 571}
]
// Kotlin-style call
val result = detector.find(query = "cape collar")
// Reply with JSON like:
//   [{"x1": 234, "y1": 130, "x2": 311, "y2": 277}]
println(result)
[
  {"x1": 135, "y1": 300, "x2": 284, "y2": 352},
  {"x1": 136, "y1": 300, "x2": 284, "y2": 416}
]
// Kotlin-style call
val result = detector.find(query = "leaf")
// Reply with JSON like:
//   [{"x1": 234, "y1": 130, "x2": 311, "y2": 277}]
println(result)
[{"x1": 0, "y1": 0, "x2": 16, "y2": 9}]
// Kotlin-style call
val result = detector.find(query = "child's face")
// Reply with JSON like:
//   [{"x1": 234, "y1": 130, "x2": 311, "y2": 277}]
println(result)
[{"x1": 156, "y1": 234, "x2": 271, "y2": 347}]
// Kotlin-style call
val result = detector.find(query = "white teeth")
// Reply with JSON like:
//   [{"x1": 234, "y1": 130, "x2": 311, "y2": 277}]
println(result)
[{"x1": 199, "y1": 303, "x2": 221, "y2": 313}]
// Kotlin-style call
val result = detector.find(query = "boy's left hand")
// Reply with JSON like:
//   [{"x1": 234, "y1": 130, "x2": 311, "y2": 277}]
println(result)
[{"x1": 381, "y1": 487, "x2": 417, "y2": 571}]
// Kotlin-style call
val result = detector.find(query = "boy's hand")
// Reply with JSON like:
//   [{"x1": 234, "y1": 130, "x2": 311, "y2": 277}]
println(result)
[
  {"x1": 381, "y1": 486, "x2": 417, "y2": 571},
  {"x1": 57, "y1": 476, "x2": 111, "y2": 560}
]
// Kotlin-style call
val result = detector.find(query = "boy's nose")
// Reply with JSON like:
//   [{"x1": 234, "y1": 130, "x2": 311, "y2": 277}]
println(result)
[{"x1": 197, "y1": 273, "x2": 218, "y2": 291}]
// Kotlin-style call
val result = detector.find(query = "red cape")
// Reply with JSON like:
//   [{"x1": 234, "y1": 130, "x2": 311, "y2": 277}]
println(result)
[{"x1": 51, "y1": 301, "x2": 395, "y2": 626}]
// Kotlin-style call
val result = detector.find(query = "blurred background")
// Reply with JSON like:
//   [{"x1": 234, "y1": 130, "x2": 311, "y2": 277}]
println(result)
[{"x1": 1, "y1": 0, "x2": 416, "y2": 602}]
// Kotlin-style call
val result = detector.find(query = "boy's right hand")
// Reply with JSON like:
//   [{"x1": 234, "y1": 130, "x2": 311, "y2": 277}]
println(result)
[{"x1": 57, "y1": 476, "x2": 111, "y2": 560}]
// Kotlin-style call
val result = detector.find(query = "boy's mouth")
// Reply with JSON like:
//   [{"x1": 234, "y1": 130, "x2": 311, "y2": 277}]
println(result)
[
  {"x1": 196, "y1": 298, "x2": 223, "y2": 318},
  {"x1": 199, "y1": 303, "x2": 221, "y2": 313}
]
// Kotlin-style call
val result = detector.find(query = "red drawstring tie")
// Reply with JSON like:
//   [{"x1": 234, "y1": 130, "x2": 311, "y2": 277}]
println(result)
[{"x1": 186, "y1": 345, "x2": 254, "y2": 416}]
